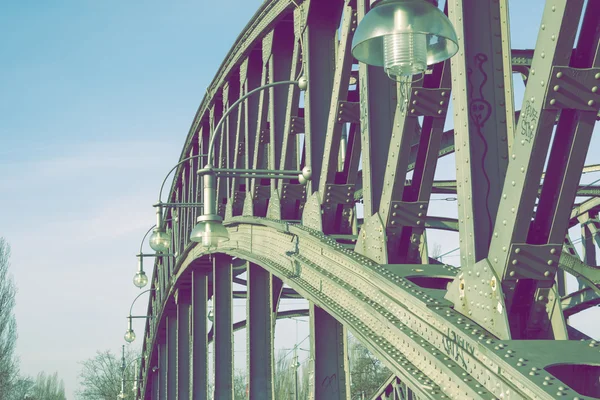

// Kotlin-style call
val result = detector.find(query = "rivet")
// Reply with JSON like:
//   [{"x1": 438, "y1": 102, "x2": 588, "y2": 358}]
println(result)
[
  {"x1": 595, "y1": 72, "x2": 600, "y2": 80},
  {"x1": 550, "y1": 248, "x2": 556, "y2": 254},
  {"x1": 547, "y1": 260, "x2": 553, "y2": 266},
  {"x1": 512, "y1": 260, "x2": 517, "y2": 265},
  {"x1": 544, "y1": 271, "x2": 550, "y2": 277},
  {"x1": 511, "y1": 154, "x2": 516, "y2": 160},
  {"x1": 554, "y1": 85, "x2": 560, "y2": 92},
  {"x1": 515, "y1": 248, "x2": 521, "y2": 254},
  {"x1": 592, "y1": 86, "x2": 598, "y2": 93},
  {"x1": 550, "y1": 99, "x2": 556, "y2": 105},
  {"x1": 588, "y1": 100, "x2": 595, "y2": 107}
]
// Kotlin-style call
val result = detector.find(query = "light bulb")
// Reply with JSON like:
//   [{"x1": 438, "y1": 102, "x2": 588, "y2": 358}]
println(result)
[{"x1": 383, "y1": 33, "x2": 427, "y2": 78}]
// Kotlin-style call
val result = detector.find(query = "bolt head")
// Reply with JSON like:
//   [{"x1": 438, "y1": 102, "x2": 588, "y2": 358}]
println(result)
[{"x1": 298, "y1": 76, "x2": 308, "y2": 91}]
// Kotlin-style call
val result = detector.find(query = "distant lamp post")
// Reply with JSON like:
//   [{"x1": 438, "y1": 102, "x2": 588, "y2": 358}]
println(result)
[
  {"x1": 351, "y1": 0, "x2": 458, "y2": 81},
  {"x1": 123, "y1": 288, "x2": 155, "y2": 343},
  {"x1": 191, "y1": 77, "x2": 310, "y2": 247}
]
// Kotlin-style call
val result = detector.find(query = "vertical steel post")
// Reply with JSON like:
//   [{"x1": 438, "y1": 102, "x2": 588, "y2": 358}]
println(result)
[
  {"x1": 448, "y1": 0, "x2": 511, "y2": 267},
  {"x1": 356, "y1": 0, "x2": 396, "y2": 217},
  {"x1": 177, "y1": 289, "x2": 191, "y2": 400},
  {"x1": 159, "y1": 340, "x2": 167, "y2": 400},
  {"x1": 214, "y1": 254, "x2": 233, "y2": 400},
  {"x1": 247, "y1": 262, "x2": 274, "y2": 399},
  {"x1": 192, "y1": 267, "x2": 209, "y2": 400},
  {"x1": 302, "y1": 0, "x2": 344, "y2": 192},
  {"x1": 167, "y1": 314, "x2": 177, "y2": 399},
  {"x1": 309, "y1": 303, "x2": 349, "y2": 399},
  {"x1": 151, "y1": 366, "x2": 159, "y2": 400}
]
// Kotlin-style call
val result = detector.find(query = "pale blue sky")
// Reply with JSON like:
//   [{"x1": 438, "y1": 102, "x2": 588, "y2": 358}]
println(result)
[{"x1": 0, "y1": 0, "x2": 597, "y2": 398}]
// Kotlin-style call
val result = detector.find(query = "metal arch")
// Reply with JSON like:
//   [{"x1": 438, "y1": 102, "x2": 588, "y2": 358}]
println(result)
[
  {"x1": 171, "y1": 218, "x2": 597, "y2": 399},
  {"x1": 137, "y1": 0, "x2": 600, "y2": 398}
]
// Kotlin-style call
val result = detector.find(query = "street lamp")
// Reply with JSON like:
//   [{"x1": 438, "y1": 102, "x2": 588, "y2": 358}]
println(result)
[
  {"x1": 150, "y1": 153, "x2": 209, "y2": 251},
  {"x1": 134, "y1": 224, "x2": 175, "y2": 289},
  {"x1": 118, "y1": 345, "x2": 143, "y2": 400},
  {"x1": 351, "y1": 0, "x2": 458, "y2": 81},
  {"x1": 124, "y1": 288, "x2": 155, "y2": 343},
  {"x1": 190, "y1": 77, "x2": 311, "y2": 247}
]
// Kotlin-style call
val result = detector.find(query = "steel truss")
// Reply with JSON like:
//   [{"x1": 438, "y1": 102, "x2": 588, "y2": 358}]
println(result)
[{"x1": 137, "y1": 0, "x2": 600, "y2": 399}]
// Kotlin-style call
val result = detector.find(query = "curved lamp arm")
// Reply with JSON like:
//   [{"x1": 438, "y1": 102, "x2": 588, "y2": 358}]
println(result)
[
  {"x1": 206, "y1": 79, "x2": 306, "y2": 165},
  {"x1": 129, "y1": 288, "x2": 156, "y2": 317},
  {"x1": 157, "y1": 154, "x2": 208, "y2": 204},
  {"x1": 139, "y1": 225, "x2": 157, "y2": 255}
]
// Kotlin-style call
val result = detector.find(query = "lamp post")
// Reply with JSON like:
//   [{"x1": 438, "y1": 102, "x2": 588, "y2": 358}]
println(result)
[
  {"x1": 351, "y1": 0, "x2": 459, "y2": 81},
  {"x1": 134, "y1": 224, "x2": 175, "y2": 289},
  {"x1": 117, "y1": 345, "x2": 143, "y2": 400},
  {"x1": 190, "y1": 77, "x2": 311, "y2": 247},
  {"x1": 124, "y1": 288, "x2": 155, "y2": 343},
  {"x1": 149, "y1": 153, "x2": 209, "y2": 252}
]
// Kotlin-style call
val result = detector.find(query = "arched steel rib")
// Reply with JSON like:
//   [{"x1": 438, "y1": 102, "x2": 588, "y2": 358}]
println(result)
[{"x1": 161, "y1": 217, "x2": 598, "y2": 399}]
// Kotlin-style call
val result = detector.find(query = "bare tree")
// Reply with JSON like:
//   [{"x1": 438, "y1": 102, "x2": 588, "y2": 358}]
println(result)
[
  {"x1": 0, "y1": 238, "x2": 18, "y2": 399},
  {"x1": 29, "y1": 372, "x2": 66, "y2": 400},
  {"x1": 430, "y1": 242, "x2": 443, "y2": 260},
  {"x1": 77, "y1": 348, "x2": 139, "y2": 400}
]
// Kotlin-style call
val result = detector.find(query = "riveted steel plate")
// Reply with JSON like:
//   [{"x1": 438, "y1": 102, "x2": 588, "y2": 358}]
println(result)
[
  {"x1": 407, "y1": 88, "x2": 451, "y2": 118},
  {"x1": 301, "y1": 191, "x2": 323, "y2": 231},
  {"x1": 266, "y1": 188, "x2": 282, "y2": 220},
  {"x1": 544, "y1": 67, "x2": 600, "y2": 111},
  {"x1": 355, "y1": 212, "x2": 388, "y2": 264},
  {"x1": 504, "y1": 243, "x2": 561, "y2": 285}
]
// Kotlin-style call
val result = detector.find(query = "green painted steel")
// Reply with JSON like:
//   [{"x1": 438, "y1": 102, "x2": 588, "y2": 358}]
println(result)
[{"x1": 136, "y1": 0, "x2": 600, "y2": 399}]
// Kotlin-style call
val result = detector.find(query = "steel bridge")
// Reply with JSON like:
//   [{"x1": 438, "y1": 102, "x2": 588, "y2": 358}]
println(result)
[{"x1": 136, "y1": 0, "x2": 600, "y2": 398}]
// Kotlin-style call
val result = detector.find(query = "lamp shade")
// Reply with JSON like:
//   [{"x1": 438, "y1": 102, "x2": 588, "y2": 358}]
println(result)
[
  {"x1": 148, "y1": 228, "x2": 171, "y2": 253},
  {"x1": 190, "y1": 215, "x2": 230, "y2": 247},
  {"x1": 352, "y1": 0, "x2": 458, "y2": 76}
]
